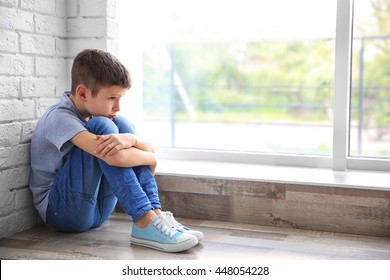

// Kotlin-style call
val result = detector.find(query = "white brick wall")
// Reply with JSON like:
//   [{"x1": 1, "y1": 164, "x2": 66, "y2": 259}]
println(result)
[
  {"x1": 0, "y1": 0, "x2": 119, "y2": 238},
  {"x1": 67, "y1": 0, "x2": 118, "y2": 58}
]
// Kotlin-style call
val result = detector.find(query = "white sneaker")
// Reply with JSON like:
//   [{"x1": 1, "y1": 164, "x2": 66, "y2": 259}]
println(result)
[
  {"x1": 131, "y1": 215, "x2": 198, "y2": 253},
  {"x1": 162, "y1": 211, "x2": 204, "y2": 241}
]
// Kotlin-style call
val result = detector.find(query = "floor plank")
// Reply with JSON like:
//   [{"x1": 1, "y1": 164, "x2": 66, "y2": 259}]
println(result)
[{"x1": 0, "y1": 213, "x2": 389, "y2": 260}]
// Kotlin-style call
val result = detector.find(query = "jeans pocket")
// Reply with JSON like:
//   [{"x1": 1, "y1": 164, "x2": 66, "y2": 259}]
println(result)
[{"x1": 47, "y1": 192, "x2": 96, "y2": 232}]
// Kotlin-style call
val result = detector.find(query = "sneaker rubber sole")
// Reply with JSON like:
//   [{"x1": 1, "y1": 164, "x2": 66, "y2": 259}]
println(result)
[{"x1": 130, "y1": 235, "x2": 198, "y2": 253}]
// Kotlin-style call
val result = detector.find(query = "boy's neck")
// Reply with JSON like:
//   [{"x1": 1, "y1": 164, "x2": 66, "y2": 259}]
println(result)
[{"x1": 68, "y1": 94, "x2": 92, "y2": 120}]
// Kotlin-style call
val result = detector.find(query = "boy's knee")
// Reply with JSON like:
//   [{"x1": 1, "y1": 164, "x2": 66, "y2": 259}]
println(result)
[
  {"x1": 113, "y1": 115, "x2": 136, "y2": 134},
  {"x1": 86, "y1": 116, "x2": 119, "y2": 135}
]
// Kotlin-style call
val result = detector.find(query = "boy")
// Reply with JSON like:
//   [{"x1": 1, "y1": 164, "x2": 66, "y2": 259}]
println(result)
[{"x1": 29, "y1": 48, "x2": 203, "y2": 253}]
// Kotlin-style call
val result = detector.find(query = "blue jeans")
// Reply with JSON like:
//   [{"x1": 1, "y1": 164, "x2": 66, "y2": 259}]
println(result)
[{"x1": 46, "y1": 116, "x2": 161, "y2": 232}]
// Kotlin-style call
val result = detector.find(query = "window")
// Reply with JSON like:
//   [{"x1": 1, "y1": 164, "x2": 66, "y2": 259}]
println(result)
[{"x1": 117, "y1": 0, "x2": 390, "y2": 171}]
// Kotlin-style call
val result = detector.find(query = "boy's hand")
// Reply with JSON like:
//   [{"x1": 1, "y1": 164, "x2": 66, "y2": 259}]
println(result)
[{"x1": 95, "y1": 133, "x2": 136, "y2": 157}]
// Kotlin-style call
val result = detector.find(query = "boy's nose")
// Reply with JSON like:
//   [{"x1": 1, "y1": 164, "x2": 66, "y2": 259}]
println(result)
[{"x1": 114, "y1": 101, "x2": 121, "y2": 111}]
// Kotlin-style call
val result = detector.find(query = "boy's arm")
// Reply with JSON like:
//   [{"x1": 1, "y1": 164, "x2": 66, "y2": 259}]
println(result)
[
  {"x1": 95, "y1": 133, "x2": 155, "y2": 156},
  {"x1": 70, "y1": 131, "x2": 157, "y2": 168}
]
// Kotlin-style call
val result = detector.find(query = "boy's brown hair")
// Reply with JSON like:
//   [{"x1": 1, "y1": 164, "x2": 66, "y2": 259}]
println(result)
[{"x1": 71, "y1": 49, "x2": 131, "y2": 96}]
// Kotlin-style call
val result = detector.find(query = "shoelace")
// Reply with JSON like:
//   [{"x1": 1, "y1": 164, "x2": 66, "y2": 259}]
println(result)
[
  {"x1": 153, "y1": 216, "x2": 178, "y2": 239},
  {"x1": 163, "y1": 211, "x2": 182, "y2": 227}
]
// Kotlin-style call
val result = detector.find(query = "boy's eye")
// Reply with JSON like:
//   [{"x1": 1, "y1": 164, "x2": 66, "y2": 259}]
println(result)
[{"x1": 108, "y1": 97, "x2": 116, "y2": 100}]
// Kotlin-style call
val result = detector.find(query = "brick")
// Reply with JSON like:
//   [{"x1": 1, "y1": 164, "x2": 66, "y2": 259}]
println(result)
[
  {"x1": 0, "y1": 122, "x2": 22, "y2": 146},
  {"x1": 0, "y1": 0, "x2": 19, "y2": 7},
  {"x1": 0, "y1": 76, "x2": 20, "y2": 98},
  {"x1": 0, "y1": 209, "x2": 39, "y2": 238},
  {"x1": 55, "y1": 77, "x2": 69, "y2": 96},
  {"x1": 0, "y1": 166, "x2": 30, "y2": 192},
  {"x1": 0, "y1": 7, "x2": 34, "y2": 32},
  {"x1": 107, "y1": 19, "x2": 118, "y2": 39},
  {"x1": 35, "y1": 14, "x2": 66, "y2": 37},
  {"x1": 36, "y1": 57, "x2": 67, "y2": 76},
  {"x1": 21, "y1": 77, "x2": 56, "y2": 98},
  {"x1": 55, "y1": 0, "x2": 67, "y2": 17},
  {"x1": 0, "y1": 144, "x2": 30, "y2": 169},
  {"x1": 0, "y1": 54, "x2": 34, "y2": 76},
  {"x1": 67, "y1": 18, "x2": 108, "y2": 37},
  {"x1": 15, "y1": 188, "x2": 34, "y2": 210},
  {"x1": 0, "y1": 99, "x2": 35, "y2": 122},
  {"x1": 67, "y1": 38, "x2": 108, "y2": 57},
  {"x1": 55, "y1": 37, "x2": 67, "y2": 57},
  {"x1": 21, "y1": 0, "x2": 55, "y2": 15},
  {"x1": 21, "y1": 120, "x2": 37, "y2": 143},
  {"x1": 0, "y1": 189, "x2": 14, "y2": 216},
  {"x1": 0, "y1": 29, "x2": 18, "y2": 52},
  {"x1": 20, "y1": 33, "x2": 55, "y2": 56},
  {"x1": 107, "y1": 38, "x2": 119, "y2": 54},
  {"x1": 36, "y1": 97, "x2": 58, "y2": 118},
  {"x1": 107, "y1": 0, "x2": 116, "y2": 19},
  {"x1": 80, "y1": 0, "x2": 109, "y2": 17},
  {"x1": 67, "y1": 0, "x2": 78, "y2": 17},
  {"x1": 66, "y1": 58, "x2": 73, "y2": 75}
]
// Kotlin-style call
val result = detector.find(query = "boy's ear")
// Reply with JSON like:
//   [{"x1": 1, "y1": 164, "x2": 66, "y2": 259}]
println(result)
[{"x1": 75, "y1": 84, "x2": 89, "y2": 102}]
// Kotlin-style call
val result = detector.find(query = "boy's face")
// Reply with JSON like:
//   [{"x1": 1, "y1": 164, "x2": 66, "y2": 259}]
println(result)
[{"x1": 83, "y1": 85, "x2": 127, "y2": 119}]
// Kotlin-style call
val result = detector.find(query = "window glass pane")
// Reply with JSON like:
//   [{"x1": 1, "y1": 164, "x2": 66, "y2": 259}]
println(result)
[
  {"x1": 351, "y1": 0, "x2": 390, "y2": 158},
  {"x1": 118, "y1": 0, "x2": 336, "y2": 155}
]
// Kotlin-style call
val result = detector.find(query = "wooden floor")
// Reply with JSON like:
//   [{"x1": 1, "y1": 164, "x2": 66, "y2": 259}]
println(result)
[{"x1": 0, "y1": 212, "x2": 389, "y2": 260}]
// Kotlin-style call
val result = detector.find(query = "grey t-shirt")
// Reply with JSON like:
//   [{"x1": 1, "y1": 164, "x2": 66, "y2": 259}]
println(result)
[{"x1": 29, "y1": 92, "x2": 87, "y2": 222}]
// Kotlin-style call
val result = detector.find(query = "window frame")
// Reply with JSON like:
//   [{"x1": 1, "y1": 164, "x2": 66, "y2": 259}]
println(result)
[{"x1": 333, "y1": 0, "x2": 353, "y2": 171}]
